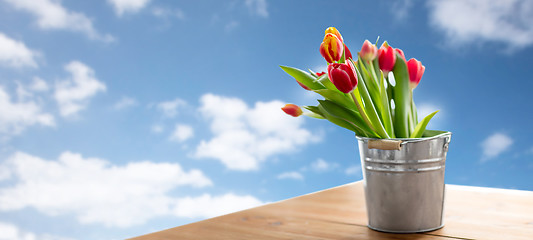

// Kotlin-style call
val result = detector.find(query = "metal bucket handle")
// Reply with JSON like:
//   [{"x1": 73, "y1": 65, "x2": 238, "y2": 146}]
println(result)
[{"x1": 365, "y1": 132, "x2": 451, "y2": 151}]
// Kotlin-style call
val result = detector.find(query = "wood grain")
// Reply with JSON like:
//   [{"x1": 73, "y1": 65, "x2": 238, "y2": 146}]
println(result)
[{"x1": 129, "y1": 182, "x2": 533, "y2": 240}]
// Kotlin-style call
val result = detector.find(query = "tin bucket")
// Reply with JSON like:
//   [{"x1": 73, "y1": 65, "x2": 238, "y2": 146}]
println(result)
[{"x1": 357, "y1": 132, "x2": 452, "y2": 233}]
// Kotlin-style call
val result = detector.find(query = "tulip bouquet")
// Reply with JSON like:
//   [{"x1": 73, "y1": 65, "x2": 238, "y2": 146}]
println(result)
[{"x1": 281, "y1": 27, "x2": 441, "y2": 139}]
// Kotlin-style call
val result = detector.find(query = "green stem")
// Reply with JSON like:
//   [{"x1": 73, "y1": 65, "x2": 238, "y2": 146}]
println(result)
[{"x1": 350, "y1": 91, "x2": 376, "y2": 133}]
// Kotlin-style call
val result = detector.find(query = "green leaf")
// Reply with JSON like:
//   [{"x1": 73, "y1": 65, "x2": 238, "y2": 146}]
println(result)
[
  {"x1": 318, "y1": 104, "x2": 360, "y2": 134},
  {"x1": 422, "y1": 129, "x2": 448, "y2": 138},
  {"x1": 316, "y1": 74, "x2": 342, "y2": 93},
  {"x1": 392, "y1": 54, "x2": 410, "y2": 138},
  {"x1": 302, "y1": 106, "x2": 325, "y2": 119},
  {"x1": 379, "y1": 73, "x2": 395, "y2": 138},
  {"x1": 314, "y1": 89, "x2": 356, "y2": 111},
  {"x1": 280, "y1": 66, "x2": 325, "y2": 90},
  {"x1": 352, "y1": 60, "x2": 390, "y2": 138},
  {"x1": 318, "y1": 100, "x2": 377, "y2": 137},
  {"x1": 410, "y1": 110, "x2": 439, "y2": 138}
]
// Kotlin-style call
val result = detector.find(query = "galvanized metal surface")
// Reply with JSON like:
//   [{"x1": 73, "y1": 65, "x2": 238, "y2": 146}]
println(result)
[{"x1": 357, "y1": 132, "x2": 452, "y2": 233}]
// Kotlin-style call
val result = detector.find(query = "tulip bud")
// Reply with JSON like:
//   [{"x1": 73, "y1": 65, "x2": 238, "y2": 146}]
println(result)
[
  {"x1": 360, "y1": 40, "x2": 377, "y2": 62},
  {"x1": 395, "y1": 48, "x2": 406, "y2": 62},
  {"x1": 378, "y1": 45, "x2": 396, "y2": 75},
  {"x1": 297, "y1": 81, "x2": 311, "y2": 90},
  {"x1": 407, "y1": 58, "x2": 425, "y2": 89},
  {"x1": 324, "y1": 27, "x2": 343, "y2": 43},
  {"x1": 282, "y1": 104, "x2": 303, "y2": 117},
  {"x1": 320, "y1": 33, "x2": 344, "y2": 63},
  {"x1": 327, "y1": 60, "x2": 358, "y2": 94},
  {"x1": 344, "y1": 45, "x2": 353, "y2": 60},
  {"x1": 316, "y1": 71, "x2": 326, "y2": 76}
]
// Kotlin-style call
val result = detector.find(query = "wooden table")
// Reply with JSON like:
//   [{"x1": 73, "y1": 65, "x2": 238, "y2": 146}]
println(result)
[{"x1": 130, "y1": 181, "x2": 533, "y2": 240}]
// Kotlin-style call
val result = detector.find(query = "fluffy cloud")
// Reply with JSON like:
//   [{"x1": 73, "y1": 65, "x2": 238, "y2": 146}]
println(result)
[
  {"x1": 108, "y1": 0, "x2": 152, "y2": 16},
  {"x1": 0, "y1": 85, "x2": 55, "y2": 136},
  {"x1": 113, "y1": 96, "x2": 137, "y2": 110},
  {"x1": 390, "y1": 0, "x2": 413, "y2": 21},
  {"x1": 169, "y1": 124, "x2": 194, "y2": 142},
  {"x1": 174, "y1": 193, "x2": 263, "y2": 219},
  {"x1": 428, "y1": 0, "x2": 533, "y2": 50},
  {"x1": 156, "y1": 98, "x2": 186, "y2": 118},
  {"x1": 2, "y1": 0, "x2": 114, "y2": 42},
  {"x1": 277, "y1": 171, "x2": 304, "y2": 181},
  {"x1": 0, "y1": 33, "x2": 39, "y2": 68},
  {"x1": 0, "y1": 151, "x2": 213, "y2": 227},
  {"x1": 152, "y1": 7, "x2": 185, "y2": 20},
  {"x1": 0, "y1": 221, "x2": 73, "y2": 240},
  {"x1": 345, "y1": 165, "x2": 361, "y2": 176},
  {"x1": 29, "y1": 77, "x2": 49, "y2": 92},
  {"x1": 310, "y1": 158, "x2": 338, "y2": 172},
  {"x1": 54, "y1": 61, "x2": 106, "y2": 117},
  {"x1": 481, "y1": 133, "x2": 513, "y2": 161},
  {"x1": 195, "y1": 94, "x2": 319, "y2": 171},
  {"x1": 245, "y1": 0, "x2": 268, "y2": 18}
]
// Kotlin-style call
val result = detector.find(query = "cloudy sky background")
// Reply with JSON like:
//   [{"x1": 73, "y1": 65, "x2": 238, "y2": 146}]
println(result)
[{"x1": 0, "y1": 0, "x2": 532, "y2": 239}]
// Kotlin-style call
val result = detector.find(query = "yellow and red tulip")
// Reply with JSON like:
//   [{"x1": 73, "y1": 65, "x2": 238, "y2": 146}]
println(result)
[
  {"x1": 327, "y1": 60, "x2": 358, "y2": 94},
  {"x1": 320, "y1": 33, "x2": 344, "y2": 63},
  {"x1": 281, "y1": 104, "x2": 303, "y2": 117},
  {"x1": 360, "y1": 40, "x2": 377, "y2": 62},
  {"x1": 407, "y1": 58, "x2": 425, "y2": 89},
  {"x1": 325, "y1": 27, "x2": 343, "y2": 43}
]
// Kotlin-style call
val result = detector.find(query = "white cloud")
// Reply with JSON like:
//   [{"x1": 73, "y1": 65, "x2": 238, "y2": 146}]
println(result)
[
  {"x1": 345, "y1": 165, "x2": 361, "y2": 176},
  {"x1": 194, "y1": 94, "x2": 319, "y2": 171},
  {"x1": 310, "y1": 158, "x2": 337, "y2": 172},
  {"x1": 390, "y1": 0, "x2": 413, "y2": 21},
  {"x1": 113, "y1": 96, "x2": 137, "y2": 110},
  {"x1": 151, "y1": 124, "x2": 163, "y2": 133},
  {"x1": 108, "y1": 0, "x2": 151, "y2": 16},
  {"x1": 224, "y1": 21, "x2": 239, "y2": 33},
  {"x1": 152, "y1": 7, "x2": 185, "y2": 20},
  {"x1": 0, "y1": 221, "x2": 73, "y2": 240},
  {"x1": 54, "y1": 61, "x2": 106, "y2": 117},
  {"x1": 156, "y1": 98, "x2": 186, "y2": 118},
  {"x1": 0, "y1": 33, "x2": 39, "y2": 69},
  {"x1": 277, "y1": 171, "x2": 304, "y2": 181},
  {"x1": 0, "y1": 151, "x2": 213, "y2": 228},
  {"x1": 0, "y1": 85, "x2": 55, "y2": 136},
  {"x1": 481, "y1": 133, "x2": 513, "y2": 161},
  {"x1": 428, "y1": 0, "x2": 533, "y2": 50},
  {"x1": 174, "y1": 193, "x2": 263, "y2": 219},
  {"x1": 169, "y1": 124, "x2": 194, "y2": 142},
  {"x1": 2, "y1": 0, "x2": 114, "y2": 42},
  {"x1": 245, "y1": 0, "x2": 268, "y2": 18},
  {"x1": 29, "y1": 77, "x2": 49, "y2": 92}
]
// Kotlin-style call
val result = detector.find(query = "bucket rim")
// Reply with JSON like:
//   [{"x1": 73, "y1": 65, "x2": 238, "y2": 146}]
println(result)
[{"x1": 356, "y1": 131, "x2": 452, "y2": 144}]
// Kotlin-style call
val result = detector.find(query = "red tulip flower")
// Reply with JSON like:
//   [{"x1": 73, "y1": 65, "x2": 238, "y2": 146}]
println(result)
[
  {"x1": 407, "y1": 58, "x2": 425, "y2": 89},
  {"x1": 327, "y1": 60, "x2": 358, "y2": 94},
  {"x1": 316, "y1": 71, "x2": 326, "y2": 76},
  {"x1": 320, "y1": 33, "x2": 343, "y2": 63},
  {"x1": 360, "y1": 40, "x2": 377, "y2": 62},
  {"x1": 281, "y1": 104, "x2": 303, "y2": 117},
  {"x1": 395, "y1": 48, "x2": 406, "y2": 62},
  {"x1": 378, "y1": 45, "x2": 396, "y2": 75},
  {"x1": 344, "y1": 45, "x2": 353, "y2": 60}
]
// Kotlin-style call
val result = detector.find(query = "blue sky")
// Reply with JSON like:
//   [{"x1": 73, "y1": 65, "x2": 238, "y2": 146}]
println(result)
[{"x1": 0, "y1": 0, "x2": 532, "y2": 239}]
